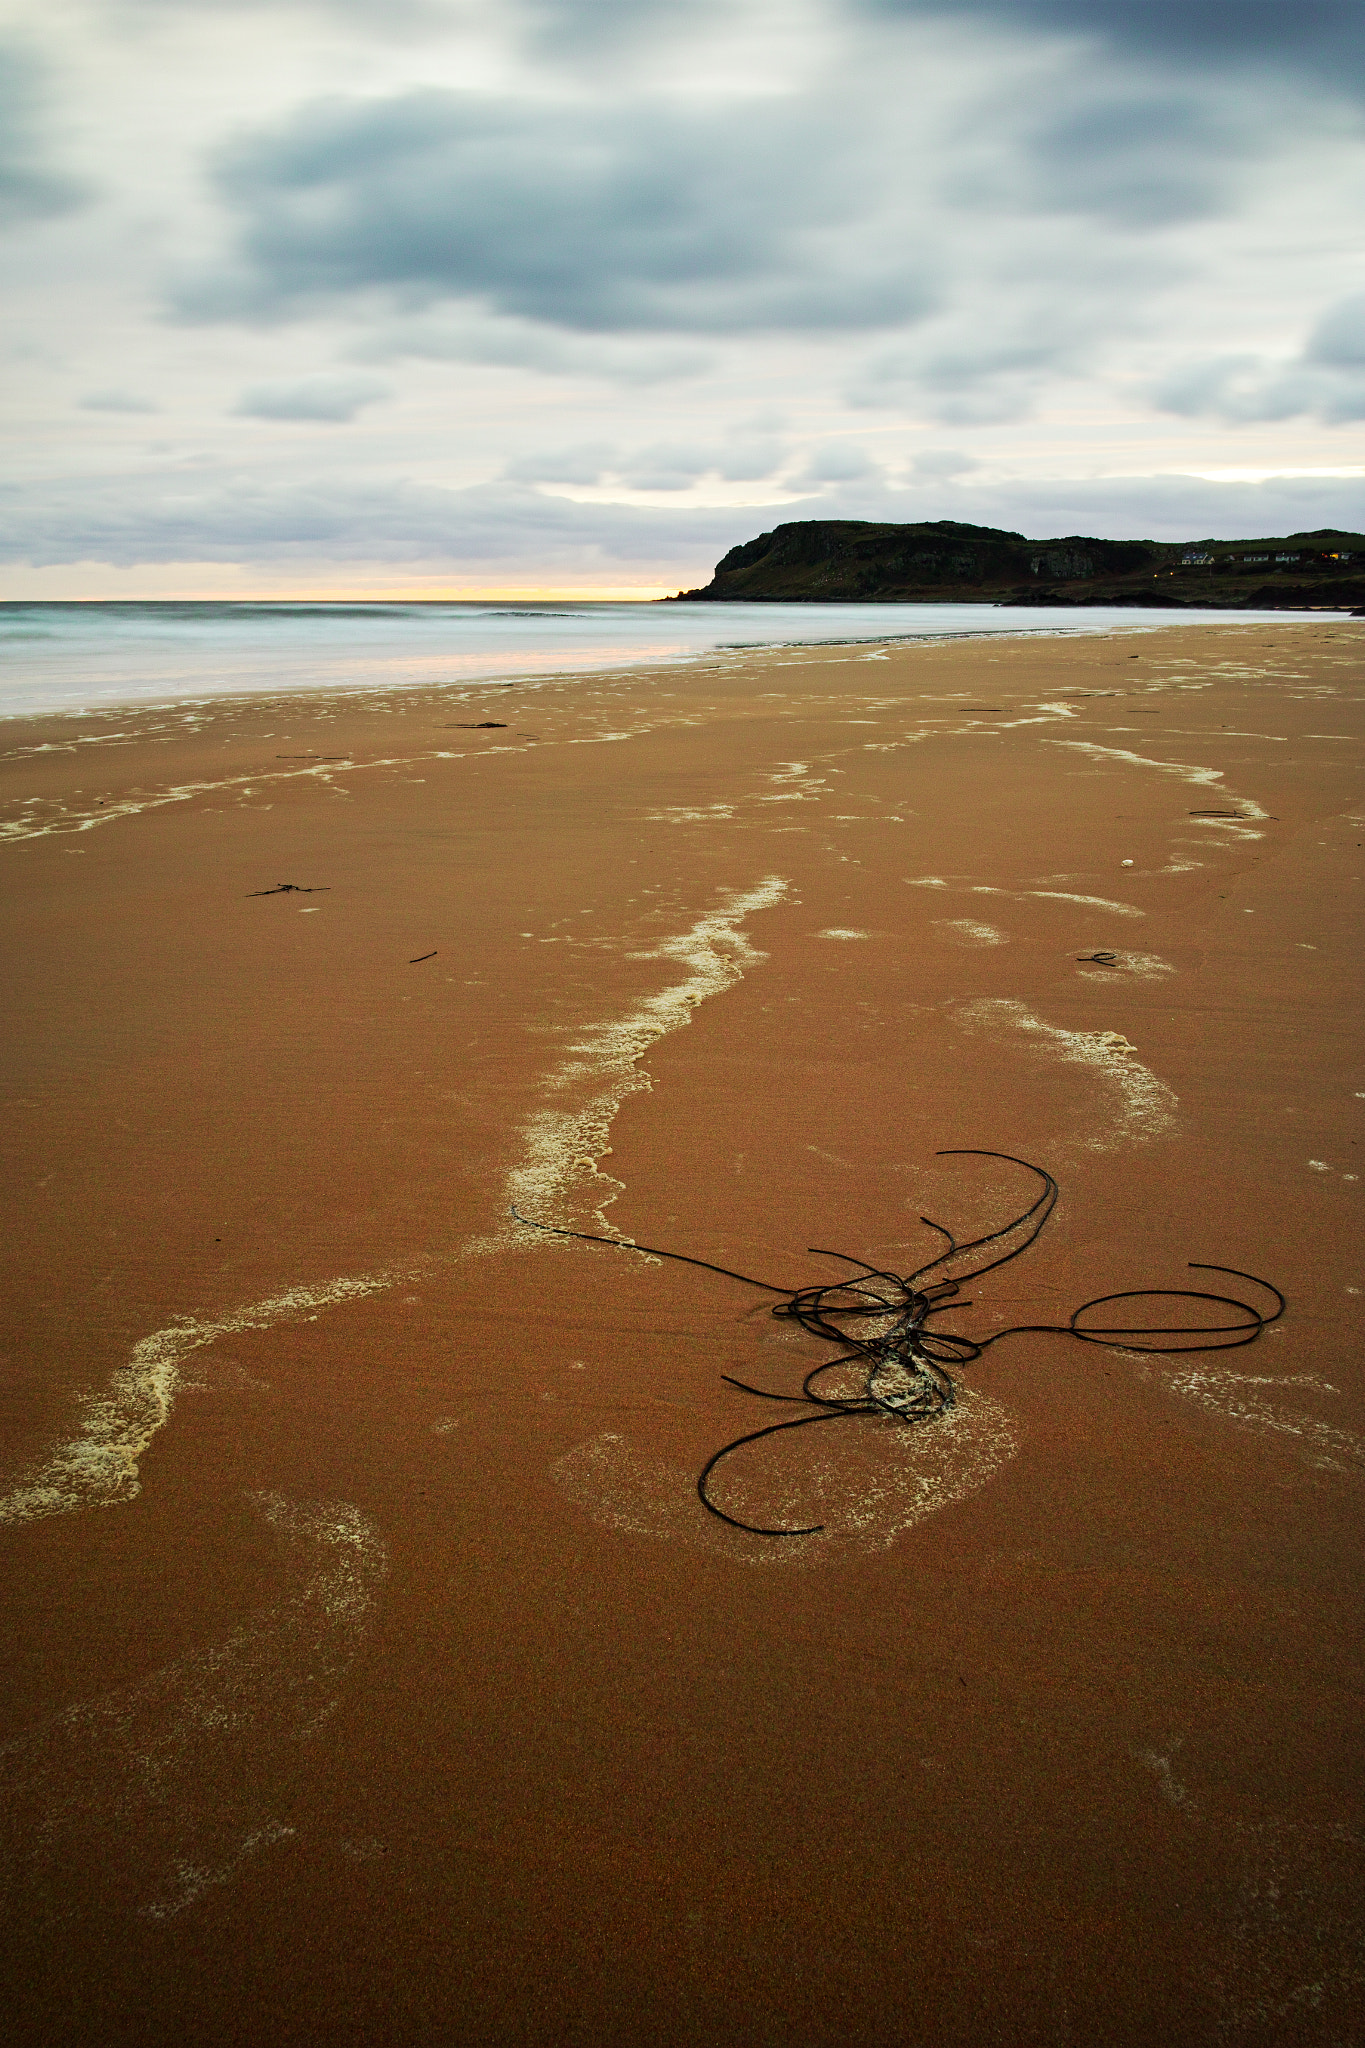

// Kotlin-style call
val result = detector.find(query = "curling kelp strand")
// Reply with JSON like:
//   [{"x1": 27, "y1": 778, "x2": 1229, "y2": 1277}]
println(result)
[{"x1": 512, "y1": 1151, "x2": 1283, "y2": 1537}]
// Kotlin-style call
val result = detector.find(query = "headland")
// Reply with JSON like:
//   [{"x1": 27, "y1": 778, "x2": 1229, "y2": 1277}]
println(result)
[{"x1": 671, "y1": 518, "x2": 1365, "y2": 610}]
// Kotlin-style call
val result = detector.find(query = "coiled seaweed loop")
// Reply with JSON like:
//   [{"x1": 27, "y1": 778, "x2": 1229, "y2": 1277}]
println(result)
[{"x1": 512, "y1": 1150, "x2": 1282, "y2": 1538}]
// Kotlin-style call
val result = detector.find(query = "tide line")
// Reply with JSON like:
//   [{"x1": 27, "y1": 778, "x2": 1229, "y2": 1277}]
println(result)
[
  {"x1": 0, "y1": 879, "x2": 790, "y2": 1525},
  {"x1": 496, "y1": 876, "x2": 790, "y2": 1245},
  {"x1": 956, "y1": 997, "x2": 1179, "y2": 1151},
  {"x1": 0, "y1": 1273, "x2": 397, "y2": 1526}
]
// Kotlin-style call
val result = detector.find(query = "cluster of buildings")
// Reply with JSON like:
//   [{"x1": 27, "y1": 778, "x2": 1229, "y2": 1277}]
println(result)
[{"x1": 1178, "y1": 549, "x2": 1353, "y2": 568}]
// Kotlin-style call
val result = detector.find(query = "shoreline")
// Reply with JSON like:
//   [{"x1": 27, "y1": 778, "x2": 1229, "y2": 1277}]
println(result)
[
  {"x1": 0, "y1": 600, "x2": 1334, "y2": 728},
  {"x1": 0, "y1": 616, "x2": 1326, "y2": 843}
]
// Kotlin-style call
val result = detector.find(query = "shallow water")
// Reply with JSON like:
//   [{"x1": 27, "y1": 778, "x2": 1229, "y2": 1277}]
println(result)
[{"x1": 0, "y1": 597, "x2": 1301, "y2": 718}]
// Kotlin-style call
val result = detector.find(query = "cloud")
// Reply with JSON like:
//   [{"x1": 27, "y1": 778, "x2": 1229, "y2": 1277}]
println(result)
[
  {"x1": 516, "y1": 0, "x2": 736, "y2": 59},
  {"x1": 799, "y1": 441, "x2": 883, "y2": 482},
  {"x1": 801, "y1": 467, "x2": 1365, "y2": 549},
  {"x1": 865, "y1": 0, "x2": 1365, "y2": 100},
  {"x1": 141, "y1": 6, "x2": 1339, "y2": 439},
  {"x1": 907, "y1": 448, "x2": 978, "y2": 478},
  {"x1": 806, "y1": 442, "x2": 879, "y2": 481},
  {"x1": 111, "y1": 0, "x2": 461, "y2": 26},
  {"x1": 974, "y1": 470, "x2": 1365, "y2": 539},
  {"x1": 174, "y1": 85, "x2": 939, "y2": 334},
  {"x1": 502, "y1": 442, "x2": 619, "y2": 487},
  {"x1": 1309, "y1": 294, "x2": 1365, "y2": 372},
  {"x1": 844, "y1": 237, "x2": 1179, "y2": 418},
  {"x1": 997, "y1": 87, "x2": 1255, "y2": 229},
  {"x1": 612, "y1": 449, "x2": 727, "y2": 493},
  {"x1": 0, "y1": 43, "x2": 93, "y2": 231},
  {"x1": 4, "y1": 461, "x2": 1364, "y2": 574},
  {"x1": 0, "y1": 468, "x2": 746, "y2": 568},
  {"x1": 350, "y1": 311, "x2": 712, "y2": 385},
  {"x1": 451, "y1": 0, "x2": 1365, "y2": 95},
  {"x1": 7, "y1": 0, "x2": 1364, "y2": 596},
  {"x1": 231, "y1": 373, "x2": 391, "y2": 420},
  {"x1": 78, "y1": 389, "x2": 161, "y2": 413},
  {"x1": 848, "y1": 327, "x2": 1079, "y2": 421},
  {"x1": 503, "y1": 424, "x2": 792, "y2": 492},
  {"x1": 116, "y1": 0, "x2": 1365, "y2": 98},
  {"x1": 1153, "y1": 297, "x2": 1365, "y2": 425}
]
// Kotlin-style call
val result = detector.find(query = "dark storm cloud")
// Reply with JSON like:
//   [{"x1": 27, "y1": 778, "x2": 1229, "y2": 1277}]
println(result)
[
  {"x1": 174, "y1": 87, "x2": 937, "y2": 334},
  {"x1": 999, "y1": 88, "x2": 1253, "y2": 228},
  {"x1": 0, "y1": 44, "x2": 93, "y2": 230},
  {"x1": 865, "y1": 0, "x2": 1365, "y2": 96}
]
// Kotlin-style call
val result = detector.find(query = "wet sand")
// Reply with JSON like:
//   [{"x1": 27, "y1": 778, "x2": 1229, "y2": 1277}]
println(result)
[{"x1": 2, "y1": 621, "x2": 1362, "y2": 2044}]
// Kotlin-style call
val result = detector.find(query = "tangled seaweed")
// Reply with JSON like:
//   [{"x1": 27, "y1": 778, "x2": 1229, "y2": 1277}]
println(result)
[{"x1": 512, "y1": 1150, "x2": 1284, "y2": 1537}]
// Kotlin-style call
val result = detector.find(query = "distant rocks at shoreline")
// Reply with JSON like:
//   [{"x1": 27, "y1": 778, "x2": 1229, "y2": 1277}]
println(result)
[{"x1": 667, "y1": 518, "x2": 1365, "y2": 610}]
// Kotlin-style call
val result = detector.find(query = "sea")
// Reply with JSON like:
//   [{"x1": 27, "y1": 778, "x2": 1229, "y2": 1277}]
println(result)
[{"x1": 0, "y1": 597, "x2": 1311, "y2": 721}]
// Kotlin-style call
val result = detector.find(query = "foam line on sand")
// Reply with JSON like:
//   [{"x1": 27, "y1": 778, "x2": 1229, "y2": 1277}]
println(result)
[
  {"x1": 1161, "y1": 1368, "x2": 1365, "y2": 1471},
  {"x1": 0, "y1": 1274, "x2": 398, "y2": 1526},
  {"x1": 1048, "y1": 740, "x2": 1268, "y2": 838},
  {"x1": 957, "y1": 997, "x2": 1179, "y2": 1150},
  {"x1": 0, "y1": 718, "x2": 676, "y2": 847},
  {"x1": 552, "y1": 1387, "x2": 1019, "y2": 1564},
  {"x1": 0, "y1": 1490, "x2": 387, "y2": 1922},
  {"x1": 497, "y1": 876, "x2": 789, "y2": 1243},
  {"x1": 1, "y1": 884, "x2": 788, "y2": 1525},
  {"x1": 970, "y1": 885, "x2": 1147, "y2": 918}
]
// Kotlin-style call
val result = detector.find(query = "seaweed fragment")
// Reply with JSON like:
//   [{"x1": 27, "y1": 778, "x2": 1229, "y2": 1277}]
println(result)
[{"x1": 512, "y1": 1151, "x2": 1283, "y2": 1538}]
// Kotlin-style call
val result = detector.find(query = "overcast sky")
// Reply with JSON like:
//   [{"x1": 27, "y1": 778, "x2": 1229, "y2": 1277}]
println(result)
[{"x1": 3, "y1": 0, "x2": 1363, "y2": 596}]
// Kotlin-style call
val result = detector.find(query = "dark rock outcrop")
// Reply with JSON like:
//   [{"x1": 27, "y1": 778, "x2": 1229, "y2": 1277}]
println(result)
[{"x1": 668, "y1": 520, "x2": 1365, "y2": 609}]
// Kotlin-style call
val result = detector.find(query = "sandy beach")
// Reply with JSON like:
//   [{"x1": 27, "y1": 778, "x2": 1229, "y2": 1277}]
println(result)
[{"x1": 2, "y1": 620, "x2": 1362, "y2": 2044}]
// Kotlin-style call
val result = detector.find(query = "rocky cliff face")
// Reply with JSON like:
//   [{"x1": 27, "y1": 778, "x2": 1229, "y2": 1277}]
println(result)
[{"x1": 669, "y1": 520, "x2": 1365, "y2": 608}]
